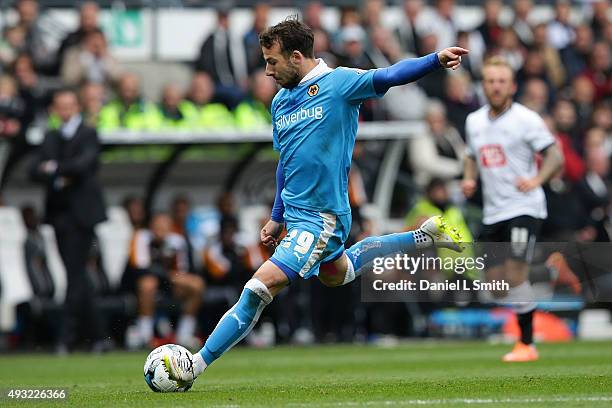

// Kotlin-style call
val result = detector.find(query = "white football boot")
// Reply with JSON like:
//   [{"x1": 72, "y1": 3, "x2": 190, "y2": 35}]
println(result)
[
  {"x1": 164, "y1": 349, "x2": 196, "y2": 383},
  {"x1": 419, "y1": 215, "x2": 465, "y2": 252}
]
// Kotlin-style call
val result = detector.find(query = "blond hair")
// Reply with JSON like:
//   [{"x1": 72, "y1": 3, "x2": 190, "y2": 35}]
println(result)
[{"x1": 482, "y1": 56, "x2": 515, "y2": 80}]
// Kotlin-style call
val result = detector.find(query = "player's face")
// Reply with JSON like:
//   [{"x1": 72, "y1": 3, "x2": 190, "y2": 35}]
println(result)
[
  {"x1": 262, "y1": 42, "x2": 301, "y2": 89},
  {"x1": 482, "y1": 65, "x2": 516, "y2": 111}
]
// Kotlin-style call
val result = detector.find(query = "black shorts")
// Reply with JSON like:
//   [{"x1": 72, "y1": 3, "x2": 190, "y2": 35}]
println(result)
[
  {"x1": 120, "y1": 265, "x2": 172, "y2": 294},
  {"x1": 479, "y1": 215, "x2": 543, "y2": 266}
]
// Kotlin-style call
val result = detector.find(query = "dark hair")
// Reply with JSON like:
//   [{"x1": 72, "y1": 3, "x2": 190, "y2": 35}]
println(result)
[
  {"x1": 53, "y1": 87, "x2": 79, "y2": 102},
  {"x1": 426, "y1": 177, "x2": 447, "y2": 193},
  {"x1": 259, "y1": 16, "x2": 314, "y2": 58}
]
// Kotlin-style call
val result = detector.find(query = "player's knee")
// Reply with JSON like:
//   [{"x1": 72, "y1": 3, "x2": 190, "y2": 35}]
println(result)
[
  {"x1": 319, "y1": 276, "x2": 343, "y2": 287},
  {"x1": 244, "y1": 278, "x2": 274, "y2": 305},
  {"x1": 318, "y1": 265, "x2": 344, "y2": 287},
  {"x1": 252, "y1": 260, "x2": 289, "y2": 296}
]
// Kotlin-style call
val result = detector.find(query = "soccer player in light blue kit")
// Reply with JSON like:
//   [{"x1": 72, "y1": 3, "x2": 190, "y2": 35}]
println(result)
[{"x1": 165, "y1": 18, "x2": 468, "y2": 382}]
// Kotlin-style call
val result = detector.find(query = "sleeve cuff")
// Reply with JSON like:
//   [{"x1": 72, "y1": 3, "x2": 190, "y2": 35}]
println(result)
[{"x1": 430, "y1": 52, "x2": 443, "y2": 69}]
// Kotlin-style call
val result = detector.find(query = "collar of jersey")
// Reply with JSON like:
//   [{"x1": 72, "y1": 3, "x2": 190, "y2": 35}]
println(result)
[
  {"x1": 487, "y1": 102, "x2": 515, "y2": 121},
  {"x1": 298, "y1": 59, "x2": 332, "y2": 86}
]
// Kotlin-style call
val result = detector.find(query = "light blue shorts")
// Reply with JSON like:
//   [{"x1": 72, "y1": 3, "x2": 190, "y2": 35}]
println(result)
[{"x1": 270, "y1": 206, "x2": 351, "y2": 281}]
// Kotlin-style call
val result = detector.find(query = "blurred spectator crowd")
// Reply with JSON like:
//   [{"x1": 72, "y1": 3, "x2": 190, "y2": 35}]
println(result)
[
  {"x1": 0, "y1": 0, "x2": 611, "y2": 350},
  {"x1": 0, "y1": 1, "x2": 278, "y2": 135},
  {"x1": 0, "y1": 0, "x2": 608, "y2": 186}
]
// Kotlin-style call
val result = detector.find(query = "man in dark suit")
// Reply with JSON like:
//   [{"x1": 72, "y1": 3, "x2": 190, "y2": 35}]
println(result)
[{"x1": 30, "y1": 89, "x2": 107, "y2": 352}]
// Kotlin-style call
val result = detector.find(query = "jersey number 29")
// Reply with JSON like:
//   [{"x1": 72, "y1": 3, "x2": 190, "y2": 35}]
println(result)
[{"x1": 282, "y1": 229, "x2": 315, "y2": 254}]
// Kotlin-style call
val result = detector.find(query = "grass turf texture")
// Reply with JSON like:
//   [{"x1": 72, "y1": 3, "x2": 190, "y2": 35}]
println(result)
[{"x1": 0, "y1": 341, "x2": 611, "y2": 407}]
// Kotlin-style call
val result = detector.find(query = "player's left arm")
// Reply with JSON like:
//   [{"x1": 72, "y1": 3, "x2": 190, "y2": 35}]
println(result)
[
  {"x1": 372, "y1": 47, "x2": 469, "y2": 93},
  {"x1": 261, "y1": 97, "x2": 285, "y2": 247},
  {"x1": 270, "y1": 161, "x2": 285, "y2": 223},
  {"x1": 516, "y1": 112, "x2": 564, "y2": 192},
  {"x1": 261, "y1": 161, "x2": 285, "y2": 247},
  {"x1": 516, "y1": 143, "x2": 564, "y2": 192}
]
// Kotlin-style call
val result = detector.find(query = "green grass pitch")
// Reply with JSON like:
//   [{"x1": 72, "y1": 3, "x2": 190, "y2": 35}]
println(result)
[{"x1": 1, "y1": 341, "x2": 611, "y2": 407}]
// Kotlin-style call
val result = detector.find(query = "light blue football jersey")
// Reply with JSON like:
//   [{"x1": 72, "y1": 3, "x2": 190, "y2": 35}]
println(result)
[{"x1": 271, "y1": 61, "x2": 385, "y2": 215}]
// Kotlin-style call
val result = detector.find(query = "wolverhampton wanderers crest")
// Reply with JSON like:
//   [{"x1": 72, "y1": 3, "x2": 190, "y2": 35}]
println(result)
[{"x1": 307, "y1": 84, "x2": 319, "y2": 97}]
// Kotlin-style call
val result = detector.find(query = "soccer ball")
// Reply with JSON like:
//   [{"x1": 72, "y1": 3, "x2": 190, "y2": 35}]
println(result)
[{"x1": 143, "y1": 344, "x2": 194, "y2": 392}]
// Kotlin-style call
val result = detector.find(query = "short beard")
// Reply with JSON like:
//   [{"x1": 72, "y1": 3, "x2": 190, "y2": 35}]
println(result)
[
  {"x1": 280, "y1": 64, "x2": 301, "y2": 89},
  {"x1": 489, "y1": 96, "x2": 512, "y2": 113}
]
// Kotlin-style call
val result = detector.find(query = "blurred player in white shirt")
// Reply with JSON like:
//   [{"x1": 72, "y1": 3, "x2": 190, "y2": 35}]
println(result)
[{"x1": 462, "y1": 57, "x2": 564, "y2": 362}]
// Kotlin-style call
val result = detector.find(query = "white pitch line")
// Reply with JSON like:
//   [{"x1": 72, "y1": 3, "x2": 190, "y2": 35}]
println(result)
[{"x1": 285, "y1": 395, "x2": 612, "y2": 407}]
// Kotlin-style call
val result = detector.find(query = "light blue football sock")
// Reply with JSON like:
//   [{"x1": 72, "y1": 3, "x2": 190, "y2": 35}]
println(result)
[
  {"x1": 343, "y1": 229, "x2": 432, "y2": 283},
  {"x1": 198, "y1": 278, "x2": 272, "y2": 366}
]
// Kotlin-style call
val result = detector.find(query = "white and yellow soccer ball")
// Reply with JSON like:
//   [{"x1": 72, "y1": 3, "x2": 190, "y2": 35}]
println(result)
[{"x1": 143, "y1": 344, "x2": 194, "y2": 392}]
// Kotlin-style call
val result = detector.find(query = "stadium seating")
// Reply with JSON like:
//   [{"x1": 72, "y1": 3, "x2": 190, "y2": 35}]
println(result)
[
  {"x1": 96, "y1": 207, "x2": 133, "y2": 289},
  {"x1": 39, "y1": 224, "x2": 67, "y2": 303},
  {"x1": 0, "y1": 208, "x2": 33, "y2": 332}
]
